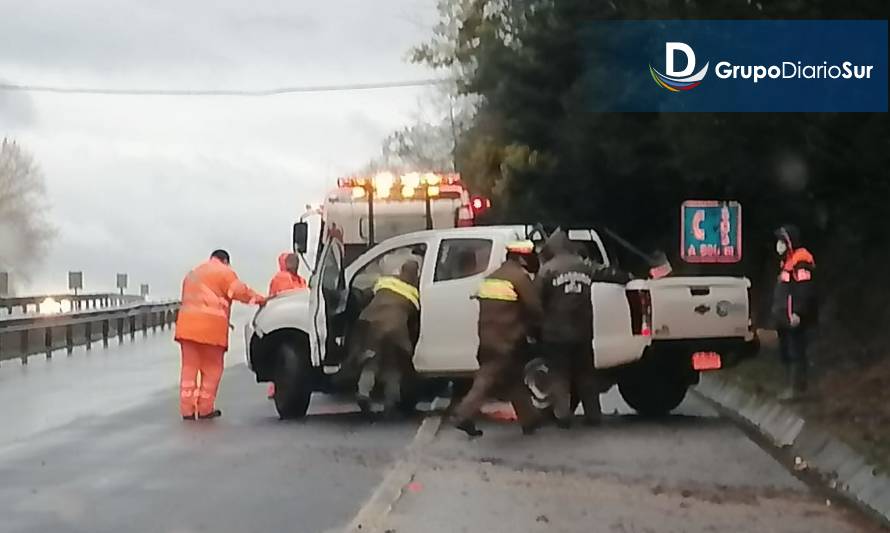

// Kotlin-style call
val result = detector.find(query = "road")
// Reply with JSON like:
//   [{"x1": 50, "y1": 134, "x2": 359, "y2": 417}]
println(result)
[{"x1": 0, "y1": 321, "x2": 881, "y2": 533}]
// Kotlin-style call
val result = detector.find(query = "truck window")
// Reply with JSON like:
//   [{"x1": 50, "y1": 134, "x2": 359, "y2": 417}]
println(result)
[
  {"x1": 434, "y1": 239, "x2": 493, "y2": 282},
  {"x1": 320, "y1": 242, "x2": 341, "y2": 293},
  {"x1": 351, "y1": 244, "x2": 428, "y2": 293}
]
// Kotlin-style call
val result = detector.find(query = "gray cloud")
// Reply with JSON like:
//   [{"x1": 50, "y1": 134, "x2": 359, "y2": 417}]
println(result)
[
  {"x1": 0, "y1": 88, "x2": 36, "y2": 128},
  {"x1": 1, "y1": 1, "x2": 432, "y2": 82},
  {"x1": 3, "y1": 0, "x2": 439, "y2": 297}
]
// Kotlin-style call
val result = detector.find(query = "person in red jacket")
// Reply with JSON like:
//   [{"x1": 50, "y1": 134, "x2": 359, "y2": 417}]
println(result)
[
  {"x1": 175, "y1": 250, "x2": 266, "y2": 420},
  {"x1": 269, "y1": 252, "x2": 307, "y2": 296},
  {"x1": 266, "y1": 252, "x2": 308, "y2": 398}
]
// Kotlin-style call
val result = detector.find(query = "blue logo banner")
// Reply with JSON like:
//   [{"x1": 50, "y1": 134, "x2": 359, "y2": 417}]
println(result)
[{"x1": 581, "y1": 20, "x2": 888, "y2": 112}]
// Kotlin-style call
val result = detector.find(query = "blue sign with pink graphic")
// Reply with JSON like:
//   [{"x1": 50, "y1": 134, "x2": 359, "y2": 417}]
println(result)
[{"x1": 681, "y1": 201, "x2": 742, "y2": 264}]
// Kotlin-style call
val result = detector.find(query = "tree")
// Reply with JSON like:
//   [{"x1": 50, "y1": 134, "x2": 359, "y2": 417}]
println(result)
[
  {"x1": 362, "y1": 81, "x2": 478, "y2": 174},
  {"x1": 0, "y1": 138, "x2": 54, "y2": 290},
  {"x1": 415, "y1": 0, "x2": 890, "y2": 361}
]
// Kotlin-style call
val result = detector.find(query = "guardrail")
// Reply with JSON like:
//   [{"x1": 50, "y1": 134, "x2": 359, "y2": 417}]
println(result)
[
  {"x1": 0, "y1": 301, "x2": 180, "y2": 365},
  {"x1": 0, "y1": 293, "x2": 146, "y2": 315}
]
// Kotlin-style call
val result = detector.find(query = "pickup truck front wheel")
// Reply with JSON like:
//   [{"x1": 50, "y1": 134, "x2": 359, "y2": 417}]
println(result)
[
  {"x1": 618, "y1": 373, "x2": 688, "y2": 417},
  {"x1": 273, "y1": 343, "x2": 312, "y2": 420}
]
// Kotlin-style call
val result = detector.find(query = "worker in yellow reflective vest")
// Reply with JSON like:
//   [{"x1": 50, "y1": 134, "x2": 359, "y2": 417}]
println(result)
[
  {"x1": 451, "y1": 241, "x2": 543, "y2": 437},
  {"x1": 350, "y1": 260, "x2": 421, "y2": 418}
]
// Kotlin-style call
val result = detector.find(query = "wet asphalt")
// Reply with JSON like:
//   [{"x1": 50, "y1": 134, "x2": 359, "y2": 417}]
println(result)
[
  {"x1": 0, "y1": 328, "x2": 418, "y2": 533},
  {"x1": 0, "y1": 324, "x2": 882, "y2": 533}
]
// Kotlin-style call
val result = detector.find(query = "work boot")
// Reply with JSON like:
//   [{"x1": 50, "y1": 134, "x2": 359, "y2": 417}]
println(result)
[
  {"x1": 356, "y1": 395, "x2": 373, "y2": 419},
  {"x1": 777, "y1": 386, "x2": 796, "y2": 402},
  {"x1": 455, "y1": 420, "x2": 484, "y2": 438},
  {"x1": 777, "y1": 365, "x2": 796, "y2": 402},
  {"x1": 197, "y1": 410, "x2": 222, "y2": 420},
  {"x1": 555, "y1": 417, "x2": 572, "y2": 430}
]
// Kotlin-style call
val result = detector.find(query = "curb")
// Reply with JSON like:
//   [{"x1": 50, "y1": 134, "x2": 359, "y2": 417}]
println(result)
[
  {"x1": 339, "y1": 396, "x2": 448, "y2": 533},
  {"x1": 695, "y1": 374, "x2": 890, "y2": 527}
]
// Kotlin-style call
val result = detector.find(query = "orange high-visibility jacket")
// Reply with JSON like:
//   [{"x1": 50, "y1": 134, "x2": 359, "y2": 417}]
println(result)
[
  {"x1": 175, "y1": 258, "x2": 264, "y2": 349},
  {"x1": 268, "y1": 252, "x2": 308, "y2": 297}
]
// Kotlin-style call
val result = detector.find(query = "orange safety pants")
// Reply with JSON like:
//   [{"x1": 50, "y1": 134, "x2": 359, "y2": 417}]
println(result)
[{"x1": 179, "y1": 340, "x2": 225, "y2": 417}]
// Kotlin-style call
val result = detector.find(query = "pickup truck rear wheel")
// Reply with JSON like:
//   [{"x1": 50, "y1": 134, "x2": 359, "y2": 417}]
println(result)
[
  {"x1": 618, "y1": 374, "x2": 687, "y2": 417},
  {"x1": 273, "y1": 343, "x2": 311, "y2": 420}
]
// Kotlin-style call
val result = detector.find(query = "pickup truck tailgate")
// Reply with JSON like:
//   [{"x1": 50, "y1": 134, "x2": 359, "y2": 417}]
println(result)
[{"x1": 648, "y1": 276, "x2": 750, "y2": 340}]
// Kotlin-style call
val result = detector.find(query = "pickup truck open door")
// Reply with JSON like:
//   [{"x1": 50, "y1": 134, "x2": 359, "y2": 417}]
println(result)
[{"x1": 309, "y1": 236, "x2": 345, "y2": 366}]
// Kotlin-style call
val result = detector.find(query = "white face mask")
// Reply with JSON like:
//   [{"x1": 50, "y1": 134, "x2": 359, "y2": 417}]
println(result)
[{"x1": 776, "y1": 240, "x2": 788, "y2": 255}]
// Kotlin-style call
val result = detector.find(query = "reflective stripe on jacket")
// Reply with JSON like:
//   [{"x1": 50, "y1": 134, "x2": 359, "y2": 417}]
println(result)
[
  {"x1": 374, "y1": 276, "x2": 420, "y2": 309},
  {"x1": 175, "y1": 258, "x2": 263, "y2": 348},
  {"x1": 771, "y1": 247, "x2": 816, "y2": 329},
  {"x1": 476, "y1": 279, "x2": 519, "y2": 302}
]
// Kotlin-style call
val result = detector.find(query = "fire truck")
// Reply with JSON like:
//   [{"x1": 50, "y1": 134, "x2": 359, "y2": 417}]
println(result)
[{"x1": 295, "y1": 171, "x2": 490, "y2": 270}]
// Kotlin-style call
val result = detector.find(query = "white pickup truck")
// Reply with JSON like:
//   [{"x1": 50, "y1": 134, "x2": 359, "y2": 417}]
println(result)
[{"x1": 246, "y1": 225, "x2": 757, "y2": 419}]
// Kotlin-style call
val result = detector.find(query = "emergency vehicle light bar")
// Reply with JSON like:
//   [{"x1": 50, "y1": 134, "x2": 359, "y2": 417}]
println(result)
[{"x1": 338, "y1": 172, "x2": 462, "y2": 200}]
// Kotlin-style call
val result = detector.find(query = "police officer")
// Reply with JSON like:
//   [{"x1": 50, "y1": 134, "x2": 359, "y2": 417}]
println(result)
[
  {"x1": 536, "y1": 229, "x2": 601, "y2": 427},
  {"x1": 771, "y1": 225, "x2": 816, "y2": 401},
  {"x1": 351, "y1": 260, "x2": 421, "y2": 417},
  {"x1": 451, "y1": 241, "x2": 543, "y2": 437}
]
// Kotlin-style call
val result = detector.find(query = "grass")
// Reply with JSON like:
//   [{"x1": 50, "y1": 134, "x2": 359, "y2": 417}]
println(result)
[{"x1": 723, "y1": 330, "x2": 890, "y2": 474}]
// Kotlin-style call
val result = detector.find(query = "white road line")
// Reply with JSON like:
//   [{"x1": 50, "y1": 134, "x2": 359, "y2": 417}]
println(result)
[{"x1": 334, "y1": 397, "x2": 448, "y2": 533}]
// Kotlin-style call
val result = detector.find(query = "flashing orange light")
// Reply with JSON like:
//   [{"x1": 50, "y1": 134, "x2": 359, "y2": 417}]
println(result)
[
  {"x1": 374, "y1": 172, "x2": 395, "y2": 199},
  {"x1": 338, "y1": 172, "x2": 462, "y2": 200},
  {"x1": 402, "y1": 172, "x2": 422, "y2": 188},
  {"x1": 422, "y1": 172, "x2": 441, "y2": 186}
]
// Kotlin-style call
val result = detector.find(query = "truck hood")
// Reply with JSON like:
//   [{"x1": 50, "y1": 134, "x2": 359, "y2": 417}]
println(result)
[{"x1": 252, "y1": 289, "x2": 312, "y2": 337}]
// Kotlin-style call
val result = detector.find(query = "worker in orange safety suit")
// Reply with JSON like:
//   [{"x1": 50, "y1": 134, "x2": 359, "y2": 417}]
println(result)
[
  {"x1": 265, "y1": 252, "x2": 308, "y2": 398},
  {"x1": 175, "y1": 250, "x2": 266, "y2": 420},
  {"x1": 269, "y1": 252, "x2": 308, "y2": 296}
]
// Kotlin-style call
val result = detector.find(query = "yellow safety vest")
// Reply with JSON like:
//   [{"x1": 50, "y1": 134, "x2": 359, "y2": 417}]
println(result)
[
  {"x1": 476, "y1": 278, "x2": 518, "y2": 302},
  {"x1": 374, "y1": 276, "x2": 420, "y2": 309}
]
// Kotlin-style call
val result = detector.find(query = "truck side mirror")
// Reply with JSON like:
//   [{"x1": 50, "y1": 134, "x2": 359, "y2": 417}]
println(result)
[{"x1": 293, "y1": 222, "x2": 309, "y2": 254}]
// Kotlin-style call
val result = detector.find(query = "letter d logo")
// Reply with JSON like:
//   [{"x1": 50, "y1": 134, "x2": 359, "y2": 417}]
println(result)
[
  {"x1": 666, "y1": 42, "x2": 696, "y2": 77},
  {"x1": 649, "y1": 42, "x2": 709, "y2": 92}
]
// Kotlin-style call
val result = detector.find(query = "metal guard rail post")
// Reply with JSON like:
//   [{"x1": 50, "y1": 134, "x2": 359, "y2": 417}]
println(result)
[{"x1": 0, "y1": 301, "x2": 180, "y2": 364}]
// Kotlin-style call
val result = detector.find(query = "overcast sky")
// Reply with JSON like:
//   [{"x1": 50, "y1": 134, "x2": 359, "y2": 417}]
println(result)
[{"x1": 1, "y1": 0, "x2": 439, "y2": 297}]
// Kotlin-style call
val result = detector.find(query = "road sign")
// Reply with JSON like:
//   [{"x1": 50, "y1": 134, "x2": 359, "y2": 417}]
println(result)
[
  {"x1": 0, "y1": 272, "x2": 8, "y2": 296},
  {"x1": 681, "y1": 200, "x2": 742, "y2": 264},
  {"x1": 116, "y1": 274, "x2": 128, "y2": 292},
  {"x1": 68, "y1": 271, "x2": 84, "y2": 293}
]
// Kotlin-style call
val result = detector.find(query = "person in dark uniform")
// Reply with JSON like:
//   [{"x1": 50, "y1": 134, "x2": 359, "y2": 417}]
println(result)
[
  {"x1": 771, "y1": 225, "x2": 816, "y2": 401},
  {"x1": 350, "y1": 260, "x2": 421, "y2": 417},
  {"x1": 450, "y1": 241, "x2": 543, "y2": 437},
  {"x1": 535, "y1": 229, "x2": 601, "y2": 427}
]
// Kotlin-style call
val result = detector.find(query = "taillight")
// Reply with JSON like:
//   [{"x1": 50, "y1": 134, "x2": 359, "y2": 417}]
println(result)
[
  {"x1": 626, "y1": 289, "x2": 652, "y2": 337},
  {"x1": 471, "y1": 195, "x2": 491, "y2": 216}
]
